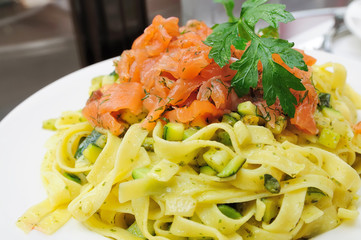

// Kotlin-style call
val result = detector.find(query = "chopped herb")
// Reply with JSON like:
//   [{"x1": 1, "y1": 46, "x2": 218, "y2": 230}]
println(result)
[
  {"x1": 141, "y1": 89, "x2": 150, "y2": 101},
  {"x1": 155, "y1": 106, "x2": 164, "y2": 112}
]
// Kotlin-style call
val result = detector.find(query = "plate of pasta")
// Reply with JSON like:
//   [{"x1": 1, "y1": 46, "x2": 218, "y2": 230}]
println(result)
[{"x1": 2, "y1": 0, "x2": 361, "y2": 239}]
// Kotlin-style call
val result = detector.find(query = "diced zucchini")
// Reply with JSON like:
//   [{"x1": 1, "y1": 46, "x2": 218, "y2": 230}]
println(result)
[
  {"x1": 203, "y1": 148, "x2": 231, "y2": 172},
  {"x1": 305, "y1": 187, "x2": 326, "y2": 204},
  {"x1": 63, "y1": 172, "x2": 81, "y2": 184},
  {"x1": 183, "y1": 127, "x2": 200, "y2": 140},
  {"x1": 132, "y1": 167, "x2": 150, "y2": 179},
  {"x1": 74, "y1": 130, "x2": 102, "y2": 159},
  {"x1": 42, "y1": 118, "x2": 57, "y2": 130},
  {"x1": 127, "y1": 222, "x2": 146, "y2": 239},
  {"x1": 217, "y1": 155, "x2": 246, "y2": 178},
  {"x1": 222, "y1": 114, "x2": 237, "y2": 126},
  {"x1": 237, "y1": 101, "x2": 257, "y2": 116},
  {"x1": 229, "y1": 112, "x2": 241, "y2": 121},
  {"x1": 199, "y1": 165, "x2": 217, "y2": 176},
  {"x1": 95, "y1": 134, "x2": 107, "y2": 148},
  {"x1": 261, "y1": 198, "x2": 278, "y2": 223},
  {"x1": 318, "y1": 128, "x2": 340, "y2": 149},
  {"x1": 142, "y1": 137, "x2": 155, "y2": 151},
  {"x1": 217, "y1": 204, "x2": 242, "y2": 219},
  {"x1": 163, "y1": 122, "x2": 185, "y2": 141},
  {"x1": 263, "y1": 174, "x2": 280, "y2": 194},
  {"x1": 83, "y1": 143, "x2": 102, "y2": 163},
  {"x1": 321, "y1": 107, "x2": 344, "y2": 121},
  {"x1": 216, "y1": 130, "x2": 232, "y2": 146}
]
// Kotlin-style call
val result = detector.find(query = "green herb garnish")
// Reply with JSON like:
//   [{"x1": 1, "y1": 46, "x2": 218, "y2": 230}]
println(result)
[{"x1": 204, "y1": 0, "x2": 308, "y2": 117}]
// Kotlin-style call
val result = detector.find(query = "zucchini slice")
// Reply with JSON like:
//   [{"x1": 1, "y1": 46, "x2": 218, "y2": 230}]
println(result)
[
  {"x1": 163, "y1": 122, "x2": 185, "y2": 141},
  {"x1": 217, "y1": 155, "x2": 246, "y2": 178},
  {"x1": 74, "y1": 130, "x2": 103, "y2": 159}
]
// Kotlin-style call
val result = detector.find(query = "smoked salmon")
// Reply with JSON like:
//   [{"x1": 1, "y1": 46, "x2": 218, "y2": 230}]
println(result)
[{"x1": 82, "y1": 15, "x2": 318, "y2": 136}]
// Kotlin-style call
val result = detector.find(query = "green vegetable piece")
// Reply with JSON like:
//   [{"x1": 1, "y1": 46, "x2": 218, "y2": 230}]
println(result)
[
  {"x1": 264, "y1": 174, "x2": 280, "y2": 194},
  {"x1": 163, "y1": 122, "x2": 185, "y2": 141},
  {"x1": 318, "y1": 92, "x2": 331, "y2": 109},
  {"x1": 142, "y1": 137, "x2": 155, "y2": 151},
  {"x1": 64, "y1": 172, "x2": 81, "y2": 184},
  {"x1": 318, "y1": 128, "x2": 340, "y2": 149},
  {"x1": 42, "y1": 118, "x2": 57, "y2": 131},
  {"x1": 217, "y1": 204, "x2": 242, "y2": 219},
  {"x1": 74, "y1": 130, "x2": 102, "y2": 159},
  {"x1": 216, "y1": 131, "x2": 232, "y2": 146},
  {"x1": 237, "y1": 101, "x2": 257, "y2": 116},
  {"x1": 305, "y1": 187, "x2": 326, "y2": 203},
  {"x1": 200, "y1": 165, "x2": 217, "y2": 176},
  {"x1": 203, "y1": 148, "x2": 231, "y2": 172},
  {"x1": 229, "y1": 112, "x2": 241, "y2": 120},
  {"x1": 321, "y1": 107, "x2": 344, "y2": 121},
  {"x1": 132, "y1": 167, "x2": 150, "y2": 179},
  {"x1": 183, "y1": 127, "x2": 200, "y2": 140},
  {"x1": 206, "y1": 0, "x2": 308, "y2": 117},
  {"x1": 217, "y1": 155, "x2": 246, "y2": 178},
  {"x1": 222, "y1": 114, "x2": 237, "y2": 126},
  {"x1": 83, "y1": 143, "x2": 102, "y2": 163},
  {"x1": 95, "y1": 134, "x2": 107, "y2": 148},
  {"x1": 127, "y1": 222, "x2": 146, "y2": 239}
]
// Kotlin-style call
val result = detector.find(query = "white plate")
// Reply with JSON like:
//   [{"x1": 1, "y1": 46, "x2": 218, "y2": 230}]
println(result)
[{"x1": 0, "y1": 50, "x2": 360, "y2": 239}]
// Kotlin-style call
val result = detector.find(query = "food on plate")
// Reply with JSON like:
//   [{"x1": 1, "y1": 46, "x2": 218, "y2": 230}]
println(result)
[{"x1": 17, "y1": 0, "x2": 361, "y2": 239}]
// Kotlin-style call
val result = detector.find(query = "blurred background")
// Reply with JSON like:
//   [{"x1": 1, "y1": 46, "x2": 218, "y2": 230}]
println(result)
[{"x1": 0, "y1": 0, "x2": 360, "y2": 120}]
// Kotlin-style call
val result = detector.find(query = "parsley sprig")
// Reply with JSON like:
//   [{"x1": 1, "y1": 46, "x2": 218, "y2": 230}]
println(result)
[{"x1": 204, "y1": 0, "x2": 308, "y2": 117}]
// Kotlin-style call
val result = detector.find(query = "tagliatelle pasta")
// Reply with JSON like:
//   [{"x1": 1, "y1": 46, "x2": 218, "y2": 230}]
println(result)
[
  {"x1": 16, "y1": 8, "x2": 361, "y2": 240},
  {"x1": 17, "y1": 65, "x2": 361, "y2": 238}
]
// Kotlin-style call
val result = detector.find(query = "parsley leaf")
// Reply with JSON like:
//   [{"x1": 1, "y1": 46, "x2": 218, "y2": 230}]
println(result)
[
  {"x1": 205, "y1": 0, "x2": 308, "y2": 117},
  {"x1": 230, "y1": 42, "x2": 259, "y2": 96},
  {"x1": 241, "y1": 3, "x2": 294, "y2": 29},
  {"x1": 204, "y1": 22, "x2": 246, "y2": 68}
]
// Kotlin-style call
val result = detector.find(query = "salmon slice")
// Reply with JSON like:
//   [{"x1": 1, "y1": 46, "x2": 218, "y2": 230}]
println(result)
[
  {"x1": 98, "y1": 82, "x2": 144, "y2": 115},
  {"x1": 165, "y1": 100, "x2": 224, "y2": 123},
  {"x1": 82, "y1": 90, "x2": 126, "y2": 136},
  {"x1": 132, "y1": 15, "x2": 179, "y2": 57},
  {"x1": 167, "y1": 77, "x2": 205, "y2": 106}
]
